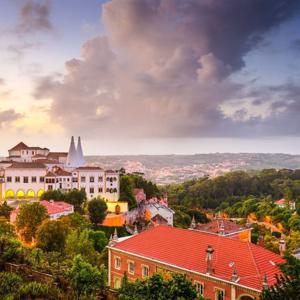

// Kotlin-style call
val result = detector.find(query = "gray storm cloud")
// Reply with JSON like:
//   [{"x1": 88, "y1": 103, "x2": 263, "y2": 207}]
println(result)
[
  {"x1": 0, "y1": 109, "x2": 21, "y2": 127},
  {"x1": 34, "y1": 0, "x2": 300, "y2": 138}
]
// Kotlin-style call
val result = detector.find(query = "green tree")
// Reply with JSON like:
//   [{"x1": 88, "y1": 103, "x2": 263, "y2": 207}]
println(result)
[
  {"x1": 261, "y1": 255, "x2": 300, "y2": 300},
  {"x1": 16, "y1": 202, "x2": 48, "y2": 242},
  {"x1": 17, "y1": 281, "x2": 60, "y2": 300},
  {"x1": 65, "y1": 229, "x2": 100, "y2": 265},
  {"x1": 36, "y1": 219, "x2": 70, "y2": 252},
  {"x1": 40, "y1": 190, "x2": 66, "y2": 201},
  {"x1": 120, "y1": 175, "x2": 136, "y2": 209},
  {"x1": 118, "y1": 272, "x2": 200, "y2": 300},
  {"x1": 0, "y1": 272, "x2": 23, "y2": 299},
  {"x1": 68, "y1": 255, "x2": 103, "y2": 299},
  {"x1": 65, "y1": 189, "x2": 87, "y2": 213},
  {"x1": 0, "y1": 201, "x2": 13, "y2": 219},
  {"x1": 87, "y1": 198, "x2": 107, "y2": 225},
  {"x1": 88, "y1": 230, "x2": 108, "y2": 252},
  {"x1": 59, "y1": 212, "x2": 91, "y2": 230},
  {"x1": 0, "y1": 217, "x2": 16, "y2": 237}
]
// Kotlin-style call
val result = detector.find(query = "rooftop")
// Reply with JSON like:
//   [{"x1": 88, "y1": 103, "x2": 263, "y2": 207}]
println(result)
[
  {"x1": 40, "y1": 200, "x2": 73, "y2": 215},
  {"x1": 111, "y1": 225, "x2": 284, "y2": 291},
  {"x1": 8, "y1": 162, "x2": 46, "y2": 169},
  {"x1": 195, "y1": 219, "x2": 250, "y2": 236}
]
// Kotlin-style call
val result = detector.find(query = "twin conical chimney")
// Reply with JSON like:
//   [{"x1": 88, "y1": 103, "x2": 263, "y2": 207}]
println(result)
[{"x1": 66, "y1": 136, "x2": 85, "y2": 168}]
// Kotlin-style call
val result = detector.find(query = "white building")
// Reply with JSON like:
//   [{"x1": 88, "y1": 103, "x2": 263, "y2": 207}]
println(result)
[{"x1": 0, "y1": 137, "x2": 120, "y2": 203}]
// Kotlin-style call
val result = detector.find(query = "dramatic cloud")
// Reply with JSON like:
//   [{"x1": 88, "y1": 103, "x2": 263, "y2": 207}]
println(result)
[
  {"x1": 0, "y1": 109, "x2": 21, "y2": 127},
  {"x1": 16, "y1": 0, "x2": 53, "y2": 34},
  {"x1": 34, "y1": 0, "x2": 300, "y2": 138}
]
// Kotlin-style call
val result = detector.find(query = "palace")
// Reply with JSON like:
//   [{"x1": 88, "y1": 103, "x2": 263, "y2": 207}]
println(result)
[
  {"x1": 0, "y1": 138, "x2": 123, "y2": 211},
  {"x1": 108, "y1": 226, "x2": 284, "y2": 300}
]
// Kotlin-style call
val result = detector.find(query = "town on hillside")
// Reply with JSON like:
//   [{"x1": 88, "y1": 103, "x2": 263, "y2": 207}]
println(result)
[{"x1": 0, "y1": 139, "x2": 300, "y2": 299}]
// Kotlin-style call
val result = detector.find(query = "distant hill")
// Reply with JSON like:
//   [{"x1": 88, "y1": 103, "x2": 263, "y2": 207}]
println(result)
[{"x1": 85, "y1": 153, "x2": 300, "y2": 184}]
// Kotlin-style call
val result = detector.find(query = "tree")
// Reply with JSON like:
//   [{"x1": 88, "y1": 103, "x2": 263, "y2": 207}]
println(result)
[
  {"x1": 65, "y1": 189, "x2": 87, "y2": 213},
  {"x1": 65, "y1": 229, "x2": 100, "y2": 265},
  {"x1": 0, "y1": 201, "x2": 13, "y2": 219},
  {"x1": 120, "y1": 175, "x2": 136, "y2": 209},
  {"x1": 118, "y1": 272, "x2": 200, "y2": 300},
  {"x1": 88, "y1": 230, "x2": 108, "y2": 253},
  {"x1": 68, "y1": 255, "x2": 103, "y2": 299},
  {"x1": 87, "y1": 198, "x2": 107, "y2": 225},
  {"x1": 0, "y1": 217, "x2": 16, "y2": 237},
  {"x1": 17, "y1": 281, "x2": 60, "y2": 300},
  {"x1": 59, "y1": 212, "x2": 91, "y2": 230},
  {"x1": 16, "y1": 202, "x2": 48, "y2": 242},
  {"x1": 40, "y1": 190, "x2": 65, "y2": 201},
  {"x1": 0, "y1": 272, "x2": 23, "y2": 299},
  {"x1": 36, "y1": 219, "x2": 70, "y2": 253},
  {"x1": 261, "y1": 255, "x2": 300, "y2": 300}
]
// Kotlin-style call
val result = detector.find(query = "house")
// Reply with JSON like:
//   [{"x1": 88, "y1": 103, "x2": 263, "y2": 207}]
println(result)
[
  {"x1": 10, "y1": 200, "x2": 74, "y2": 223},
  {"x1": 274, "y1": 198, "x2": 296, "y2": 210},
  {"x1": 108, "y1": 226, "x2": 284, "y2": 300},
  {"x1": 192, "y1": 218, "x2": 252, "y2": 242}
]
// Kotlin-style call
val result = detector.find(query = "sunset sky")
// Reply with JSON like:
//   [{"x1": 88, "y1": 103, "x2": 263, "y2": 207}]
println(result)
[{"x1": 1, "y1": 0, "x2": 300, "y2": 155}]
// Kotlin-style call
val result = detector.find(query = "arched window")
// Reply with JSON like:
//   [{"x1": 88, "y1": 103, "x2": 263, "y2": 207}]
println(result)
[
  {"x1": 5, "y1": 189, "x2": 15, "y2": 199},
  {"x1": 16, "y1": 190, "x2": 25, "y2": 198},
  {"x1": 37, "y1": 189, "x2": 45, "y2": 198},
  {"x1": 27, "y1": 189, "x2": 35, "y2": 198}
]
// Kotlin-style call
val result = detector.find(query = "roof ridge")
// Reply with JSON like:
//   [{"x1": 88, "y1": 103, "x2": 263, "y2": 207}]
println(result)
[{"x1": 247, "y1": 241, "x2": 261, "y2": 279}]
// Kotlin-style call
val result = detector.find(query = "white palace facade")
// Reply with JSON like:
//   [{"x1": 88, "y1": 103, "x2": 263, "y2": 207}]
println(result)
[{"x1": 0, "y1": 138, "x2": 122, "y2": 210}]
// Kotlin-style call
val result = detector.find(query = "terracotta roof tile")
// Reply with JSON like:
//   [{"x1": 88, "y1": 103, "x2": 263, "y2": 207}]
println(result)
[
  {"x1": 8, "y1": 142, "x2": 28, "y2": 151},
  {"x1": 112, "y1": 226, "x2": 284, "y2": 291},
  {"x1": 8, "y1": 162, "x2": 46, "y2": 169}
]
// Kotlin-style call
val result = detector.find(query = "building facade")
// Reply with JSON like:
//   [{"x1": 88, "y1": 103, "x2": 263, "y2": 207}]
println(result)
[
  {"x1": 0, "y1": 138, "x2": 120, "y2": 203},
  {"x1": 108, "y1": 226, "x2": 284, "y2": 300}
]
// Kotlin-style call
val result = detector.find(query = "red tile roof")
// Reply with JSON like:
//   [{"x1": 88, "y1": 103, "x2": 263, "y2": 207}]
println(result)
[
  {"x1": 8, "y1": 162, "x2": 46, "y2": 169},
  {"x1": 40, "y1": 200, "x2": 73, "y2": 215},
  {"x1": 76, "y1": 166, "x2": 103, "y2": 170},
  {"x1": 8, "y1": 142, "x2": 28, "y2": 151},
  {"x1": 111, "y1": 226, "x2": 284, "y2": 291},
  {"x1": 47, "y1": 152, "x2": 68, "y2": 159},
  {"x1": 195, "y1": 219, "x2": 249, "y2": 235}
]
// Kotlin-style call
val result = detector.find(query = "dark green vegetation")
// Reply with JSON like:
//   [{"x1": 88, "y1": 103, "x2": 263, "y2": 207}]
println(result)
[
  {"x1": 261, "y1": 254, "x2": 300, "y2": 300},
  {"x1": 0, "y1": 200, "x2": 110, "y2": 299},
  {"x1": 87, "y1": 197, "x2": 108, "y2": 225},
  {"x1": 118, "y1": 272, "x2": 202, "y2": 300},
  {"x1": 120, "y1": 172, "x2": 161, "y2": 208}
]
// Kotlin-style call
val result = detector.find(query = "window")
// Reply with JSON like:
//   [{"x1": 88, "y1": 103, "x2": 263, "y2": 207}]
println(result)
[
  {"x1": 15, "y1": 176, "x2": 20, "y2": 183},
  {"x1": 98, "y1": 187, "x2": 103, "y2": 193},
  {"x1": 23, "y1": 177, "x2": 29, "y2": 183},
  {"x1": 81, "y1": 176, "x2": 86, "y2": 183},
  {"x1": 90, "y1": 176, "x2": 94, "y2": 183},
  {"x1": 215, "y1": 289, "x2": 225, "y2": 300},
  {"x1": 128, "y1": 261, "x2": 135, "y2": 275},
  {"x1": 114, "y1": 257, "x2": 121, "y2": 270},
  {"x1": 90, "y1": 187, "x2": 94, "y2": 194},
  {"x1": 6, "y1": 176, "x2": 12, "y2": 182},
  {"x1": 40, "y1": 176, "x2": 44, "y2": 183},
  {"x1": 106, "y1": 188, "x2": 110, "y2": 192},
  {"x1": 114, "y1": 277, "x2": 122, "y2": 289},
  {"x1": 142, "y1": 265, "x2": 149, "y2": 278},
  {"x1": 194, "y1": 282, "x2": 204, "y2": 296},
  {"x1": 98, "y1": 176, "x2": 103, "y2": 182},
  {"x1": 32, "y1": 176, "x2": 37, "y2": 183}
]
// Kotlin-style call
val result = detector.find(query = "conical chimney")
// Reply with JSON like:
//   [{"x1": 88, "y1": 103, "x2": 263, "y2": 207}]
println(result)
[
  {"x1": 76, "y1": 136, "x2": 85, "y2": 167},
  {"x1": 66, "y1": 136, "x2": 78, "y2": 168}
]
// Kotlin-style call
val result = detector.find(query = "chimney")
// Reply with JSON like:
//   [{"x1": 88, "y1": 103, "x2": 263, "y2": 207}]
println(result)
[
  {"x1": 262, "y1": 274, "x2": 268, "y2": 289},
  {"x1": 205, "y1": 245, "x2": 214, "y2": 275},
  {"x1": 113, "y1": 228, "x2": 118, "y2": 242},
  {"x1": 219, "y1": 220, "x2": 225, "y2": 235},
  {"x1": 230, "y1": 262, "x2": 239, "y2": 282},
  {"x1": 133, "y1": 224, "x2": 138, "y2": 235},
  {"x1": 279, "y1": 235, "x2": 286, "y2": 256},
  {"x1": 190, "y1": 215, "x2": 196, "y2": 229}
]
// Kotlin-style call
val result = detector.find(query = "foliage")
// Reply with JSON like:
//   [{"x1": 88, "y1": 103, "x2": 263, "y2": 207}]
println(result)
[
  {"x1": 41, "y1": 189, "x2": 87, "y2": 213},
  {"x1": 17, "y1": 281, "x2": 61, "y2": 300},
  {"x1": 118, "y1": 272, "x2": 201, "y2": 300},
  {"x1": 65, "y1": 229, "x2": 100, "y2": 265},
  {"x1": 0, "y1": 272, "x2": 23, "y2": 299},
  {"x1": 65, "y1": 189, "x2": 87, "y2": 213},
  {"x1": 87, "y1": 197, "x2": 107, "y2": 225},
  {"x1": 36, "y1": 219, "x2": 70, "y2": 253},
  {"x1": 59, "y1": 213, "x2": 91, "y2": 231},
  {"x1": 261, "y1": 255, "x2": 300, "y2": 300},
  {"x1": 68, "y1": 255, "x2": 103, "y2": 299},
  {"x1": 0, "y1": 202, "x2": 13, "y2": 220},
  {"x1": 88, "y1": 230, "x2": 108, "y2": 253},
  {"x1": 15, "y1": 202, "x2": 48, "y2": 242},
  {"x1": 0, "y1": 237, "x2": 23, "y2": 264},
  {"x1": 0, "y1": 217, "x2": 16, "y2": 238}
]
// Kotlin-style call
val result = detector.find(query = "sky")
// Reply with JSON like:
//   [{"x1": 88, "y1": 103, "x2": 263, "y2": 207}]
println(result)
[{"x1": 1, "y1": 0, "x2": 300, "y2": 155}]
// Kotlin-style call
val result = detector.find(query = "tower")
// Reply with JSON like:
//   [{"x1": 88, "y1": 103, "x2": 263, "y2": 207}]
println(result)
[
  {"x1": 76, "y1": 136, "x2": 85, "y2": 167},
  {"x1": 66, "y1": 136, "x2": 79, "y2": 168}
]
